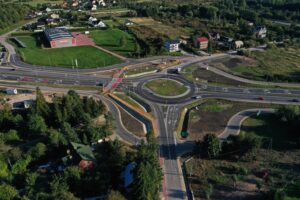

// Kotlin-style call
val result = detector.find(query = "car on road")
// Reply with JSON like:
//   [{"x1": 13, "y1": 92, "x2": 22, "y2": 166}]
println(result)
[
  {"x1": 258, "y1": 97, "x2": 264, "y2": 100},
  {"x1": 292, "y1": 99, "x2": 299, "y2": 102},
  {"x1": 193, "y1": 95, "x2": 202, "y2": 99}
]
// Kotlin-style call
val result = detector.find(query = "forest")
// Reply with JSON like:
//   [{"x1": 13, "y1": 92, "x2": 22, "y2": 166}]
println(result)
[
  {"x1": 0, "y1": 3, "x2": 31, "y2": 30},
  {"x1": 0, "y1": 88, "x2": 162, "y2": 200}
]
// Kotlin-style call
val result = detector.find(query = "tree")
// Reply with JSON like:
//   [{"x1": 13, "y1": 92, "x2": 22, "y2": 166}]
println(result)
[
  {"x1": 60, "y1": 122, "x2": 80, "y2": 143},
  {"x1": 64, "y1": 166, "x2": 82, "y2": 194},
  {"x1": 106, "y1": 190, "x2": 126, "y2": 200},
  {"x1": 28, "y1": 142, "x2": 46, "y2": 159},
  {"x1": 201, "y1": 134, "x2": 222, "y2": 158},
  {"x1": 25, "y1": 172, "x2": 38, "y2": 197},
  {"x1": 0, "y1": 184, "x2": 18, "y2": 200},
  {"x1": 28, "y1": 114, "x2": 47, "y2": 136},
  {"x1": 32, "y1": 87, "x2": 50, "y2": 118},
  {"x1": 133, "y1": 135, "x2": 162, "y2": 200}
]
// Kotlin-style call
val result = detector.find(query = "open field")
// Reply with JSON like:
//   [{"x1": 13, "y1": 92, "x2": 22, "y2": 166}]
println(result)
[
  {"x1": 210, "y1": 48, "x2": 300, "y2": 82},
  {"x1": 14, "y1": 36, "x2": 122, "y2": 68},
  {"x1": 186, "y1": 99, "x2": 277, "y2": 141},
  {"x1": 185, "y1": 113, "x2": 300, "y2": 200},
  {"x1": 10, "y1": 0, "x2": 63, "y2": 6},
  {"x1": 90, "y1": 28, "x2": 137, "y2": 57},
  {"x1": 128, "y1": 17, "x2": 190, "y2": 39},
  {"x1": 145, "y1": 79, "x2": 188, "y2": 96},
  {"x1": 181, "y1": 65, "x2": 249, "y2": 87}
]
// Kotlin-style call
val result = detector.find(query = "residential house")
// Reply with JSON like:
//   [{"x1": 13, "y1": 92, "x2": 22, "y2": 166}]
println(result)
[
  {"x1": 193, "y1": 36, "x2": 209, "y2": 50},
  {"x1": 220, "y1": 36, "x2": 234, "y2": 49},
  {"x1": 254, "y1": 26, "x2": 267, "y2": 38},
  {"x1": 36, "y1": 21, "x2": 46, "y2": 30},
  {"x1": 69, "y1": 142, "x2": 96, "y2": 170},
  {"x1": 179, "y1": 35, "x2": 190, "y2": 45},
  {"x1": 88, "y1": 17, "x2": 106, "y2": 28},
  {"x1": 125, "y1": 19, "x2": 134, "y2": 26},
  {"x1": 208, "y1": 32, "x2": 220, "y2": 41},
  {"x1": 165, "y1": 40, "x2": 180, "y2": 53},
  {"x1": 6, "y1": 88, "x2": 17, "y2": 95},
  {"x1": 235, "y1": 40, "x2": 244, "y2": 49}
]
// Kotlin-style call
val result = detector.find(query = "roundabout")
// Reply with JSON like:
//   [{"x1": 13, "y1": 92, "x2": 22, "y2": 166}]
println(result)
[
  {"x1": 136, "y1": 74, "x2": 196, "y2": 104},
  {"x1": 144, "y1": 78, "x2": 190, "y2": 97}
]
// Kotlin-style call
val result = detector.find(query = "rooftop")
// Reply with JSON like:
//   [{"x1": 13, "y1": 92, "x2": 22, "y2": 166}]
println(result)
[
  {"x1": 44, "y1": 28, "x2": 74, "y2": 41},
  {"x1": 71, "y1": 142, "x2": 96, "y2": 161},
  {"x1": 196, "y1": 36, "x2": 209, "y2": 42}
]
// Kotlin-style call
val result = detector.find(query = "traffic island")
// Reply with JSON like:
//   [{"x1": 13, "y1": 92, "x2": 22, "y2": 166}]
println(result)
[{"x1": 144, "y1": 78, "x2": 189, "y2": 97}]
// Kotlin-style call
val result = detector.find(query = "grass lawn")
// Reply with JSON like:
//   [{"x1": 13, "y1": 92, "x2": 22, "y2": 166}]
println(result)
[
  {"x1": 145, "y1": 79, "x2": 188, "y2": 96},
  {"x1": 229, "y1": 48, "x2": 300, "y2": 82},
  {"x1": 114, "y1": 92, "x2": 143, "y2": 110},
  {"x1": 90, "y1": 28, "x2": 137, "y2": 57},
  {"x1": 15, "y1": 36, "x2": 122, "y2": 69}
]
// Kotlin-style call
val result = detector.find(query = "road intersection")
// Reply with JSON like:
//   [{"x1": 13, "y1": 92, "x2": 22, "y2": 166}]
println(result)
[{"x1": 2, "y1": 31, "x2": 300, "y2": 200}]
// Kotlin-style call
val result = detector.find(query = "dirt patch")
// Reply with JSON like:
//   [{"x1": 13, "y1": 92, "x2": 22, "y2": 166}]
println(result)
[
  {"x1": 187, "y1": 100, "x2": 275, "y2": 141},
  {"x1": 118, "y1": 106, "x2": 145, "y2": 137},
  {"x1": 209, "y1": 56, "x2": 257, "y2": 71},
  {"x1": 94, "y1": 114, "x2": 106, "y2": 126}
]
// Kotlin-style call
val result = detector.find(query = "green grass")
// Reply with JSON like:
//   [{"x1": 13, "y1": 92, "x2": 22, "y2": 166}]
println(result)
[
  {"x1": 231, "y1": 47, "x2": 300, "y2": 82},
  {"x1": 15, "y1": 36, "x2": 122, "y2": 69},
  {"x1": 126, "y1": 65, "x2": 158, "y2": 76},
  {"x1": 241, "y1": 114, "x2": 298, "y2": 150},
  {"x1": 199, "y1": 100, "x2": 233, "y2": 112},
  {"x1": 114, "y1": 92, "x2": 142, "y2": 110},
  {"x1": 90, "y1": 28, "x2": 137, "y2": 57},
  {"x1": 145, "y1": 79, "x2": 188, "y2": 96},
  {"x1": 285, "y1": 180, "x2": 300, "y2": 200}
]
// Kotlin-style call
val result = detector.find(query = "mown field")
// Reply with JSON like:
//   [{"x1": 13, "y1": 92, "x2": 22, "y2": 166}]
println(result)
[
  {"x1": 90, "y1": 28, "x2": 138, "y2": 57},
  {"x1": 14, "y1": 36, "x2": 122, "y2": 69}
]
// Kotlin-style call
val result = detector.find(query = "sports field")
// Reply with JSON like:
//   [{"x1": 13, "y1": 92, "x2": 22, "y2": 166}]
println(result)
[
  {"x1": 15, "y1": 36, "x2": 122, "y2": 69},
  {"x1": 90, "y1": 28, "x2": 137, "y2": 57}
]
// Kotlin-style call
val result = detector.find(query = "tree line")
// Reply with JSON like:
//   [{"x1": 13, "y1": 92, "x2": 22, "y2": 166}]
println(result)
[{"x1": 0, "y1": 3, "x2": 31, "y2": 31}]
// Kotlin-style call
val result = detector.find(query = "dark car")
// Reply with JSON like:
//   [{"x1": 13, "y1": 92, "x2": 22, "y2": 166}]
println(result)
[
  {"x1": 292, "y1": 99, "x2": 299, "y2": 102},
  {"x1": 258, "y1": 97, "x2": 264, "y2": 101}
]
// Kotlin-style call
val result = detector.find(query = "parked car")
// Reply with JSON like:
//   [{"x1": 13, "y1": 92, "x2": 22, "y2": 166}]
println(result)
[{"x1": 258, "y1": 97, "x2": 264, "y2": 101}]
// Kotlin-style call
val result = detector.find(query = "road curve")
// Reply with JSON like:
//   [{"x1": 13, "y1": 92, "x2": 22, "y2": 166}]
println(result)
[{"x1": 218, "y1": 108, "x2": 276, "y2": 139}]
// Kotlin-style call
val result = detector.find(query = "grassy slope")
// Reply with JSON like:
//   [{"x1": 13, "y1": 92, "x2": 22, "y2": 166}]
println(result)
[
  {"x1": 232, "y1": 48, "x2": 300, "y2": 81},
  {"x1": 145, "y1": 79, "x2": 188, "y2": 96},
  {"x1": 16, "y1": 36, "x2": 122, "y2": 69},
  {"x1": 90, "y1": 28, "x2": 137, "y2": 56}
]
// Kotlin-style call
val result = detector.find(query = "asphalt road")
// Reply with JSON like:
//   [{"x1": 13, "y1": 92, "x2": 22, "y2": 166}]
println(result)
[
  {"x1": 218, "y1": 108, "x2": 276, "y2": 139},
  {"x1": 3, "y1": 28, "x2": 300, "y2": 200}
]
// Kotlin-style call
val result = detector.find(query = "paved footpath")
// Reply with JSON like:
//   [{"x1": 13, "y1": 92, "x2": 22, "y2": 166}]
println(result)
[{"x1": 218, "y1": 108, "x2": 275, "y2": 139}]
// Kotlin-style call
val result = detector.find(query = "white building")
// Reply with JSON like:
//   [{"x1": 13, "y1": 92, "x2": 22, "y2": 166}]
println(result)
[
  {"x1": 6, "y1": 88, "x2": 18, "y2": 95},
  {"x1": 255, "y1": 26, "x2": 267, "y2": 39},
  {"x1": 165, "y1": 40, "x2": 180, "y2": 53}
]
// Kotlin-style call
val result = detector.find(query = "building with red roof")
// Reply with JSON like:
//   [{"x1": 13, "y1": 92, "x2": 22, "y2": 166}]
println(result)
[{"x1": 193, "y1": 36, "x2": 209, "y2": 50}]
